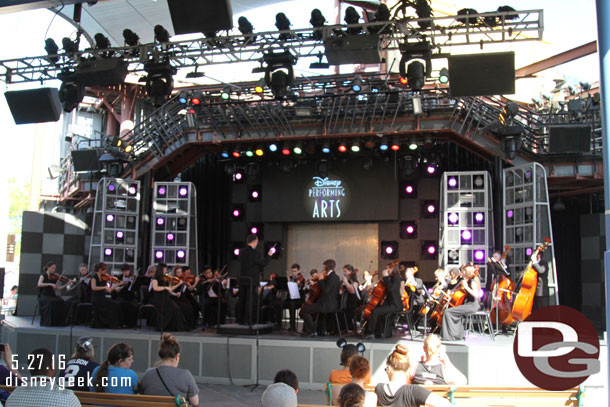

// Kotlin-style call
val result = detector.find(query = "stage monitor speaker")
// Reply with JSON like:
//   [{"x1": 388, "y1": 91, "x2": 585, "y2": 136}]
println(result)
[
  {"x1": 4, "y1": 88, "x2": 62, "y2": 124},
  {"x1": 549, "y1": 125, "x2": 591, "y2": 153},
  {"x1": 448, "y1": 52, "x2": 515, "y2": 97},
  {"x1": 324, "y1": 35, "x2": 381, "y2": 65},
  {"x1": 168, "y1": 0, "x2": 233, "y2": 35},
  {"x1": 76, "y1": 58, "x2": 128, "y2": 86},
  {"x1": 72, "y1": 149, "x2": 101, "y2": 172}
]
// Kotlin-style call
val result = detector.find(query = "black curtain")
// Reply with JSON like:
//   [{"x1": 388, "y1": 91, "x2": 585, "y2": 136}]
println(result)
[
  {"x1": 181, "y1": 155, "x2": 231, "y2": 271},
  {"x1": 551, "y1": 209, "x2": 582, "y2": 310}
]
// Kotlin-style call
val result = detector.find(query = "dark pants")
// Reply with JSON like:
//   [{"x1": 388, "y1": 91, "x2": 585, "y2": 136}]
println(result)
[
  {"x1": 366, "y1": 303, "x2": 402, "y2": 336},
  {"x1": 299, "y1": 302, "x2": 327, "y2": 334},
  {"x1": 441, "y1": 301, "x2": 479, "y2": 341},
  {"x1": 274, "y1": 299, "x2": 302, "y2": 330},
  {"x1": 238, "y1": 283, "x2": 258, "y2": 325}
]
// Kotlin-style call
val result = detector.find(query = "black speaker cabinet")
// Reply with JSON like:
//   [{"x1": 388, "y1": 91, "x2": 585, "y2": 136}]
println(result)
[
  {"x1": 549, "y1": 125, "x2": 591, "y2": 153},
  {"x1": 71, "y1": 149, "x2": 101, "y2": 172},
  {"x1": 168, "y1": 0, "x2": 233, "y2": 35},
  {"x1": 4, "y1": 88, "x2": 62, "y2": 124},
  {"x1": 448, "y1": 52, "x2": 515, "y2": 97}
]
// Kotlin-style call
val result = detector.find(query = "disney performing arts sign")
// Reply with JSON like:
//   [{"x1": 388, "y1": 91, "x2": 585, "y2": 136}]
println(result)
[{"x1": 305, "y1": 176, "x2": 350, "y2": 219}]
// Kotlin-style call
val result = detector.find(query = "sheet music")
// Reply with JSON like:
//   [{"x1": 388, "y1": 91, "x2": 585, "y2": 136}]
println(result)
[{"x1": 287, "y1": 281, "x2": 300, "y2": 300}]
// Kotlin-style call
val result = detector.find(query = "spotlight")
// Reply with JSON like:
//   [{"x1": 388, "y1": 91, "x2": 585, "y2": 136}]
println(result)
[
  {"x1": 128, "y1": 184, "x2": 137, "y2": 195},
  {"x1": 351, "y1": 140, "x2": 360, "y2": 152},
  {"x1": 44, "y1": 38, "x2": 59, "y2": 64},
  {"x1": 232, "y1": 243, "x2": 242, "y2": 258},
  {"x1": 379, "y1": 138, "x2": 388, "y2": 151},
  {"x1": 106, "y1": 214, "x2": 115, "y2": 223},
  {"x1": 448, "y1": 177, "x2": 458, "y2": 188},
  {"x1": 390, "y1": 137, "x2": 401, "y2": 151},
  {"x1": 439, "y1": 68, "x2": 449, "y2": 84},
  {"x1": 190, "y1": 92, "x2": 202, "y2": 105},
  {"x1": 143, "y1": 61, "x2": 177, "y2": 107},
  {"x1": 399, "y1": 76, "x2": 408, "y2": 85},
  {"x1": 255, "y1": 147, "x2": 264, "y2": 157},
  {"x1": 116, "y1": 231, "x2": 124, "y2": 240},
  {"x1": 154, "y1": 24, "x2": 171, "y2": 43},
  {"x1": 525, "y1": 247, "x2": 533, "y2": 256},
  {"x1": 221, "y1": 150, "x2": 230, "y2": 158},
  {"x1": 448, "y1": 212, "x2": 459, "y2": 225},
  {"x1": 399, "y1": 221, "x2": 418, "y2": 239},
  {"x1": 155, "y1": 250, "x2": 164, "y2": 260},
  {"x1": 178, "y1": 91, "x2": 188, "y2": 104},
  {"x1": 474, "y1": 212, "x2": 485, "y2": 224},
  {"x1": 506, "y1": 209, "x2": 514, "y2": 218},
  {"x1": 461, "y1": 230, "x2": 472, "y2": 242},
  {"x1": 58, "y1": 80, "x2": 84, "y2": 112},
  {"x1": 422, "y1": 242, "x2": 438, "y2": 259},
  {"x1": 179, "y1": 186, "x2": 188, "y2": 197},
  {"x1": 293, "y1": 143, "x2": 303, "y2": 155},
  {"x1": 344, "y1": 7, "x2": 361, "y2": 35},
  {"x1": 338, "y1": 142, "x2": 348, "y2": 153},
  {"x1": 237, "y1": 16, "x2": 257, "y2": 43},
  {"x1": 62, "y1": 37, "x2": 79, "y2": 54},
  {"x1": 269, "y1": 143, "x2": 278, "y2": 152},
  {"x1": 351, "y1": 76, "x2": 362, "y2": 92},
  {"x1": 245, "y1": 148, "x2": 254, "y2": 157},
  {"x1": 422, "y1": 200, "x2": 438, "y2": 218},
  {"x1": 123, "y1": 29, "x2": 140, "y2": 46},
  {"x1": 166, "y1": 233, "x2": 175, "y2": 242},
  {"x1": 156, "y1": 217, "x2": 165, "y2": 227},
  {"x1": 157, "y1": 186, "x2": 167, "y2": 196},
  {"x1": 406, "y1": 61, "x2": 425, "y2": 91},
  {"x1": 399, "y1": 181, "x2": 417, "y2": 198},
  {"x1": 254, "y1": 79, "x2": 265, "y2": 94},
  {"x1": 275, "y1": 13, "x2": 292, "y2": 40},
  {"x1": 381, "y1": 241, "x2": 399, "y2": 259},
  {"x1": 281, "y1": 146, "x2": 291, "y2": 155},
  {"x1": 474, "y1": 250, "x2": 486, "y2": 263},
  {"x1": 233, "y1": 169, "x2": 245, "y2": 182},
  {"x1": 94, "y1": 33, "x2": 111, "y2": 50},
  {"x1": 321, "y1": 142, "x2": 330, "y2": 154},
  {"x1": 177, "y1": 250, "x2": 186, "y2": 260},
  {"x1": 104, "y1": 248, "x2": 113, "y2": 257},
  {"x1": 232, "y1": 204, "x2": 245, "y2": 220},
  {"x1": 426, "y1": 165, "x2": 436, "y2": 175},
  {"x1": 263, "y1": 51, "x2": 296, "y2": 100},
  {"x1": 310, "y1": 8, "x2": 326, "y2": 40},
  {"x1": 408, "y1": 139, "x2": 418, "y2": 150},
  {"x1": 221, "y1": 85, "x2": 231, "y2": 100},
  {"x1": 249, "y1": 185, "x2": 261, "y2": 202}
]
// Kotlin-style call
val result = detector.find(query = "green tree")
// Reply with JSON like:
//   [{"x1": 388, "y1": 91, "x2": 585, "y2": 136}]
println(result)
[{"x1": 8, "y1": 178, "x2": 30, "y2": 259}]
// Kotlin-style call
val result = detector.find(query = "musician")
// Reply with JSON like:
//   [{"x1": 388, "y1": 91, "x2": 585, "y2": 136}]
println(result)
[
  {"x1": 65, "y1": 264, "x2": 92, "y2": 324},
  {"x1": 199, "y1": 266, "x2": 228, "y2": 327},
  {"x1": 485, "y1": 250, "x2": 509, "y2": 308},
  {"x1": 112, "y1": 264, "x2": 138, "y2": 328},
  {"x1": 238, "y1": 234, "x2": 274, "y2": 325},
  {"x1": 446, "y1": 268, "x2": 461, "y2": 290},
  {"x1": 532, "y1": 252, "x2": 550, "y2": 311},
  {"x1": 90, "y1": 263, "x2": 122, "y2": 329},
  {"x1": 433, "y1": 268, "x2": 449, "y2": 292},
  {"x1": 364, "y1": 264, "x2": 404, "y2": 339},
  {"x1": 37, "y1": 261, "x2": 69, "y2": 326},
  {"x1": 359, "y1": 270, "x2": 374, "y2": 304},
  {"x1": 273, "y1": 264, "x2": 305, "y2": 332},
  {"x1": 402, "y1": 264, "x2": 427, "y2": 313},
  {"x1": 149, "y1": 263, "x2": 189, "y2": 331},
  {"x1": 299, "y1": 259, "x2": 341, "y2": 336},
  {"x1": 171, "y1": 266, "x2": 197, "y2": 329},
  {"x1": 341, "y1": 264, "x2": 361, "y2": 331},
  {"x1": 441, "y1": 264, "x2": 481, "y2": 341}
]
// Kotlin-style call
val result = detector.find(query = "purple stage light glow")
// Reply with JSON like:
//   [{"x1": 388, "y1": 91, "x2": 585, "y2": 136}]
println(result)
[
  {"x1": 405, "y1": 185, "x2": 414, "y2": 194},
  {"x1": 427, "y1": 204, "x2": 436, "y2": 214},
  {"x1": 155, "y1": 250, "x2": 164, "y2": 259},
  {"x1": 233, "y1": 248, "x2": 240, "y2": 256},
  {"x1": 108, "y1": 184, "x2": 115, "y2": 192},
  {"x1": 232, "y1": 209, "x2": 240, "y2": 217},
  {"x1": 479, "y1": 287, "x2": 485, "y2": 299},
  {"x1": 406, "y1": 225, "x2": 414, "y2": 234},
  {"x1": 526, "y1": 248, "x2": 533, "y2": 256},
  {"x1": 426, "y1": 165, "x2": 436, "y2": 175},
  {"x1": 507, "y1": 210, "x2": 514, "y2": 218},
  {"x1": 251, "y1": 190, "x2": 259, "y2": 199},
  {"x1": 234, "y1": 172, "x2": 243, "y2": 181},
  {"x1": 177, "y1": 250, "x2": 186, "y2": 259},
  {"x1": 448, "y1": 177, "x2": 457, "y2": 188},
  {"x1": 158, "y1": 186, "x2": 166, "y2": 195},
  {"x1": 448, "y1": 213, "x2": 459, "y2": 224},
  {"x1": 156, "y1": 217, "x2": 165, "y2": 226},
  {"x1": 385, "y1": 246, "x2": 394, "y2": 255},
  {"x1": 116, "y1": 231, "x2": 124, "y2": 239},
  {"x1": 461, "y1": 230, "x2": 472, "y2": 240},
  {"x1": 106, "y1": 214, "x2": 114, "y2": 222},
  {"x1": 251, "y1": 227, "x2": 258, "y2": 234},
  {"x1": 167, "y1": 233, "x2": 174, "y2": 241},
  {"x1": 474, "y1": 212, "x2": 484, "y2": 223},
  {"x1": 427, "y1": 245, "x2": 436, "y2": 255},
  {"x1": 104, "y1": 248, "x2": 112, "y2": 256},
  {"x1": 179, "y1": 187, "x2": 188, "y2": 197},
  {"x1": 128, "y1": 185, "x2": 137, "y2": 195},
  {"x1": 474, "y1": 250, "x2": 485, "y2": 261}
]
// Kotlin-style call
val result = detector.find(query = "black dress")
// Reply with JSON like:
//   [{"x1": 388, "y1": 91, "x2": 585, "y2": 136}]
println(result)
[
  {"x1": 150, "y1": 279, "x2": 189, "y2": 331},
  {"x1": 114, "y1": 276, "x2": 139, "y2": 328},
  {"x1": 91, "y1": 275, "x2": 122, "y2": 329},
  {"x1": 38, "y1": 274, "x2": 67, "y2": 326},
  {"x1": 172, "y1": 284, "x2": 196, "y2": 330}
]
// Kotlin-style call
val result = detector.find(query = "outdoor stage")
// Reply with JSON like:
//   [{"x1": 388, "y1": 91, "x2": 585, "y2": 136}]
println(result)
[{"x1": 0, "y1": 315, "x2": 607, "y2": 401}]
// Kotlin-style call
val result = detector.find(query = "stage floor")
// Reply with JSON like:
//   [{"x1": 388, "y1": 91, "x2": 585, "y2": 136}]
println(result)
[{"x1": 0, "y1": 315, "x2": 607, "y2": 405}]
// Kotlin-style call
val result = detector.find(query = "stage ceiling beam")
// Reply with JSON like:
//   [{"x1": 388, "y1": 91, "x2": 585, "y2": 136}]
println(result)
[{"x1": 515, "y1": 41, "x2": 598, "y2": 78}]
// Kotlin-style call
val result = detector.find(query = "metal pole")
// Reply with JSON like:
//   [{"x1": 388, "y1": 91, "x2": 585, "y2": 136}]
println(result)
[{"x1": 595, "y1": 0, "x2": 610, "y2": 401}]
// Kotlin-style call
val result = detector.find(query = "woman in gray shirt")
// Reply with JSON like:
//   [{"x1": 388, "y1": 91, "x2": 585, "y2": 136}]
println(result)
[{"x1": 138, "y1": 333, "x2": 199, "y2": 407}]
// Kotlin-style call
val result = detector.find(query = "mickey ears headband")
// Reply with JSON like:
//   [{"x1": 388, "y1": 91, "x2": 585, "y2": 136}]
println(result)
[
  {"x1": 77, "y1": 336, "x2": 93, "y2": 352},
  {"x1": 336, "y1": 338, "x2": 366, "y2": 353}
]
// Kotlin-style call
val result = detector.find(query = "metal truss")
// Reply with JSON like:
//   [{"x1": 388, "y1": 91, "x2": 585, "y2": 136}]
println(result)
[{"x1": 0, "y1": 9, "x2": 542, "y2": 84}]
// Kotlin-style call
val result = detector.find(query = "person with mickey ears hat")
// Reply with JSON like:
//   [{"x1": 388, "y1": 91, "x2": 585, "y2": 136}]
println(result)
[{"x1": 59, "y1": 336, "x2": 99, "y2": 392}]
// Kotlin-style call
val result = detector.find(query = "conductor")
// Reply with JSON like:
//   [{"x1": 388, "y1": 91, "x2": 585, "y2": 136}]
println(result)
[{"x1": 238, "y1": 234, "x2": 274, "y2": 325}]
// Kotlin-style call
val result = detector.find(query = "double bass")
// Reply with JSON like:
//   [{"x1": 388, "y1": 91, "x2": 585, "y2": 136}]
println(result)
[
  {"x1": 490, "y1": 246, "x2": 515, "y2": 326},
  {"x1": 506, "y1": 238, "x2": 551, "y2": 324}
]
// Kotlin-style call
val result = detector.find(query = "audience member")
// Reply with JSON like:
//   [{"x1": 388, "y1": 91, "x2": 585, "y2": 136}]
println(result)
[
  {"x1": 338, "y1": 383, "x2": 365, "y2": 407},
  {"x1": 375, "y1": 345, "x2": 449, "y2": 407},
  {"x1": 92, "y1": 343, "x2": 138, "y2": 394},
  {"x1": 333, "y1": 356, "x2": 376, "y2": 407},
  {"x1": 328, "y1": 344, "x2": 358, "y2": 384},
  {"x1": 138, "y1": 334, "x2": 199, "y2": 407},
  {"x1": 273, "y1": 369, "x2": 299, "y2": 393},
  {"x1": 261, "y1": 382, "x2": 297, "y2": 407},
  {"x1": 6, "y1": 348, "x2": 80, "y2": 407},
  {"x1": 412, "y1": 334, "x2": 467, "y2": 386},
  {"x1": 59, "y1": 336, "x2": 99, "y2": 392},
  {"x1": 0, "y1": 344, "x2": 22, "y2": 385}
]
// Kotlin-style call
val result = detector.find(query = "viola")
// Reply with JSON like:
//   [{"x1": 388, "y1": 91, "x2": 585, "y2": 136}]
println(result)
[{"x1": 508, "y1": 238, "x2": 551, "y2": 324}]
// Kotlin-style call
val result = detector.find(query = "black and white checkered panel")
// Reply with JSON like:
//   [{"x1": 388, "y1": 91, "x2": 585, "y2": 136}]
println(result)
[
  {"x1": 580, "y1": 213, "x2": 605, "y2": 331},
  {"x1": 17, "y1": 211, "x2": 89, "y2": 315}
]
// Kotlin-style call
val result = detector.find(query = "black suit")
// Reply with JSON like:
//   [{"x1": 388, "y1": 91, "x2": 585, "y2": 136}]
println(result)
[
  {"x1": 366, "y1": 274, "x2": 403, "y2": 337},
  {"x1": 238, "y1": 245, "x2": 270, "y2": 325},
  {"x1": 299, "y1": 271, "x2": 341, "y2": 334}
]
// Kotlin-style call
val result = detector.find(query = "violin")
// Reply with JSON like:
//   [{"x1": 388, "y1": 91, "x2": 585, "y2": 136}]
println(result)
[
  {"x1": 163, "y1": 273, "x2": 182, "y2": 285},
  {"x1": 49, "y1": 273, "x2": 73, "y2": 284},
  {"x1": 100, "y1": 274, "x2": 120, "y2": 284}
]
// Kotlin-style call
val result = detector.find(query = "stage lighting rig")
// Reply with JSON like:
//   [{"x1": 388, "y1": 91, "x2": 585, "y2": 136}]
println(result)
[
  {"x1": 123, "y1": 29, "x2": 140, "y2": 46},
  {"x1": 344, "y1": 7, "x2": 362, "y2": 35},
  {"x1": 399, "y1": 41, "x2": 432, "y2": 90},
  {"x1": 237, "y1": 16, "x2": 257, "y2": 43},
  {"x1": 368, "y1": 4, "x2": 391, "y2": 34},
  {"x1": 154, "y1": 25, "x2": 171, "y2": 43},
  {"x1": 438, "y1": 68, "x2": 449, "y2": 84},
  {"x1": 143, "y1": 60, "x2": 177, "y2": 107},
  {"x1": 44, "y1": 38, "x2": 59, "y2": 65},
  {"x1": 263, "y1": 50, "x2": 296, "y2": 100},
  {"x1": 58, "y1": 79, "x2": 84, "y2": 112},
  {"x1": 99, "y1": 149, "x2": 130, "y2": 177},
  {"x1": 456, "y1": 8, "x2": 480, "y2": 26},
  {"x1": 62, "y1": 36, "x2": 79, "y2": 56},
  {"x1": 310, "y1": 8, "x2": 326, "y2": 40},
  {"x1": 309, "y1": 52, "x2": 330, "y2": 69},
  {"x1": 275, "y1": 13, "x2": 292, "y2": 40}
]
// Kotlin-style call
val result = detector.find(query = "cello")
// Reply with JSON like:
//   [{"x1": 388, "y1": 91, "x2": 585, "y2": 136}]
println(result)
[
  {"x1": 362, "y1": 261, "x2": 397, "y2": 320},
  {"x1": 507, "y1": 238, "x2": 551, "y2": 324},
  {"x1": 490, "y1": 246, "x2": 515, "y2": 325}
]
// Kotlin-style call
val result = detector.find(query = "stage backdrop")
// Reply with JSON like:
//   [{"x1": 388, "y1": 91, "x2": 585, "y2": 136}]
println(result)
[{"x1": 262, "y1": 160, "x2": 398, "y2": 222}]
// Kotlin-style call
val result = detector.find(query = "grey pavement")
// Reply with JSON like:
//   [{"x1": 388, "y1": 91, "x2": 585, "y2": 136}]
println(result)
[{"x1": 197, "y1": 383, "x2": 326, "y2": 406}]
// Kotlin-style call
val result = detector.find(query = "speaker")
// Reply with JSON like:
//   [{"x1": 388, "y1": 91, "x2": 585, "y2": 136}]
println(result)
[
  {"x1": 167, "y1": 0, "x2": 233, "y2": 35},
  {"x1": 324, "y1": 35, "x2": 381, "y2": 65},
  {"x1": 448, "y1": 52, "x2": 515, "y2": 97},
  {"x1": 4, "y1": 88, "x2": 62, "y2": 124},
  {"x1": 72, "y1": 149, "x2": 101, "y2": 172},
  {"x1": 76, "y1": 58, "x2": 128, "y2": 86},
  {"x1": 549, "y1": 125, "x2": 591, "y2": 153}
]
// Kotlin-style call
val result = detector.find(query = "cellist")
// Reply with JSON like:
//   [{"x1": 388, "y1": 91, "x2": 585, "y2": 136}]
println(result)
[
  {"x1": 364, "y1": 263, "x2": 404, "y2": 339},
  {"x1": 485, "y1": 250, "x2": 509, "y2": 308},
  {"x1": 299, "y1": 259, "x2": 341, "y2": 336},
  {"x1": 441, "y1": 264, "x2": 481, "y2": 341}
]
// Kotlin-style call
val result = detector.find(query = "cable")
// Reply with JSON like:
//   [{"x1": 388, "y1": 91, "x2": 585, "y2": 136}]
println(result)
[
  {"x1": 226, "y1": 336, "x2": 233, "y2": 385},
  {"x1": 44, "y1": 5, "x2": 65, "y2": 41}
]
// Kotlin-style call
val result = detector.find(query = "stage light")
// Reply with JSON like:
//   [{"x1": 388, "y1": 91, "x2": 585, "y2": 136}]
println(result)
[
  {"x1": 399, "y1": 221, "x2": 418, "y2": 239},
  {"x1": 344, "y1": 7, "x2": 362, "y2": 35},
  {"x1": 281, "y1": 147, "x2": 291, "y2": 155},
  {"x1": 269, "y1": 143, "x2": 278, "y2": 152},
  {"x1": 448, "y1": 249, "x2": 459, "y2": 263},
  {"x1": 351, "y1": 140, "x2": 360, "y2": 152},
  {"x1": 474, "y1": 250, "x2": 485, "y2": 263},
  {"x1": 179, "y1": 186, "x2": 188, "y2": 197},
  {"x1": 249, "y1": 185, "x2": 261, "y2": 202},
  {"x1": 506, "y1": 209, "x2": 514, "y2": 218},
  {"x1": 254, "y1": 79, "x2": 265, "y2": 94},
  {"x1": 221, "y1": 150, "x2": 229, "y2": 158},
  {"x1": 381, "y1": 241, "x2": 399, "y2": 259},
  {"x1": 250, "y1": 226, "x2": 258, "y2": 234},
  {"x1": 62, "y1": 37, "x2": 79, "y2": 54},
  {"x1": 154, "y1": 24, "x2": 170, "y2": 43},
  {"x1": 275, "y1": 12, "x2": 292, "y2": 32},
  {"x1": 408, "y1": 139, "x2": 418, "y2": 150},
  {"x1": 108, "y1": 183, "x2": 116, "y2": 192},
  {"x1": 439, "y1": 68, "x2": 449, "y2": 84},
  {"x1": 221, "y1": 86, "x2": 231, "y2": 100},
  {"x1": 310, "y1": 8, "x2": 326, "y2": 40},
  {"x1": 143, "y1": 60, "x2": 176, "y2": 107},
  {"x1": 58, "y1": 80, "x2": 84, "y2": 112},
  {"x1": 293, "y1": 144, "x2": 303, "y2": 155},
  {"x1": 255, "y1": 148, "x2": 264, "y2": 157},
  {"x1": 233, "y1": 170, "x2": 244, "y2": 182},
  {"x1": 123, "y1": 28, "x2": 139, "y2": 46},
  {"x1": 116, "y1": 231, "x2": 124, "y2": 239},
  {"x1": 338, "y1": 142, "x2": 348, "y2": 153},
  {"x1": 191, "y1": 93, "x2": 202, "y2": 105},
  {"x1": 44, "y1": 38, "x2": 59, "y2": 65},
  {"x1": 156, "y1": 217, "x2": 165, "y2": 226},
  {"x1": 426, "y1": 165, "x2": 436, "y2": 175},
  {"x1": 128, "y1": 184, "x2": 137, "y2": 195},
  {"x1": 178, "y1": 92, "x2": 188, "y2": 104},
  {"x1": 351, "y1": 76, "x2": 362, "y2": 92},
  {"x1": 448, "y1": 177, "x2": 458, "y2": 188},
  {"x1": 94, "y1": 33, "x2": 111, "y2": 50},
  {"x1": 155, "y1": 250, "x2": 164, "y2": 260},
  {"x1": 104, "y1": 248, "x2": 113, "y2": 257},
  {"x1": 427, "y1": 245, "x2": 436, "y2": 254},
  {"x1": 526, "y1": 247, "x2": 533, "y2": 256},
  {"x1": 106, "y1": 214, "x2": 114, "y2": 223},
  {"x1": 177, "y1": 250, "x2": 186, "y2": 259},
  {"x1": 399, "y1": 77, "x2": 408, "y2": 85},
  {"x1": 263, "y1": 50, "x2": 296, "y2": 99},
  {"x1": 167, "y1": 233, "x2": 175, "y2": 241},
  {"x1": 232, "y1": 247, "x2": 241, "y2": 258},
  {"x1": 422, "y1": 241, "x2": 438, "y2": 259},
  {"x1": 379, "y1": 138, "x2": 388, "y2": 151},
  {"x1": 245, "y1": 149, "x2": 254, "y2": 157},
  {"x1": 390, "y1": 137, "x2": 400, "y2": 151},
  {"x1": 399, "y1": 181, "x2": 417, "y2": 199},
  {"x1": 427, "y1": 204, "x2": 436, "y2": 214},
  {"x1": 322, "y1": 142, "x2": 331, "y2": 154},
  {"x1": 461, "y1": 230, "x2": 472, "y2": 241},
  {"x1": 406, "y1": 61, "x2": 425, "y2": 91},
  {"x1": 474, "y1": 212, "x2": 485, "y2": 224},
  {"x1": 237, "y1": 16, "x2": 257, "y2": 43},
  {"x1": 232, "y1": 204, "x2": 245, "y2": 220},
  {"x1": 422, "y1": 200, "x2": 438, "y2": 218},
  {"x1": 124, "y1": 145, "x2": 133, "y2": 153},
  {"x1": 232, "y1": 150, "x2": 241, "y2": 158},
  {"x1": 448, "y1": 212, "x2": 459, "y2": 225}
]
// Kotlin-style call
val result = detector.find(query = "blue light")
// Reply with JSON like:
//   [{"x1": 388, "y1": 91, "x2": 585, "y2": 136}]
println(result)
[
  {"x1": 322, "y1": 146, "x2": 330, "y2": 154},
  {"x1": 221, "y1": 152, "x2": 229, "y2": 158},
  {"x1": 269, "y1": 143, "x2": 278, "y2": 152},
  {"x1": 178, "y1": 97, "x2": 187, "y2": 104},
  {"x1": 352, "y1": 84, "x2": 361, "y2": 92},
  {"x1": 379, "y1": 144, "x2": 389, "y2": 151}
]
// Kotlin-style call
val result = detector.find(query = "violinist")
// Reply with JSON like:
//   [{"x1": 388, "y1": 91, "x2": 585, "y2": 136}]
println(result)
[
  {"x1": 37, "y1": 261, "x2": 69, "y2": 326},
  {"x1": 65, "y1": 264, "x2": 92, "y2": 324},
  {"x1": 359, "y1": 270, "x2": 374, "y2": 301},
  {"x1": 181, "y1": 266, "x2": 202, "y2": 324},
  {"x1": 441, "y1": 264, "x2": 481, "y2": 341},
  {"x1": 364, "y1": 263, "x2": 404, "y2": 339},
  {"x1": 171, "y1": 266, "x2": 196, "y2": 329},
  {"x1": 299, "y1": 259, "x2": 341, "y2": 336},
  {"x1": 90, "y1": 263, "x2": 122, "y2": 329},
  {"x1": 341, "y1": 264, "x2": 361, "y2": 332},
  {"x1": 149, "y1": 263, "x2": 189, "y2": 331},
  {"x1": 199, "y1": 266, "x2": 228, "y2": 327},
  {"x1": 401, "y1": 263, "x2": 427, "y2": 314},
  {"x1": 112, "y1": 264, "x2": 138, "y2": 328},
  {"x1": 273, "y1": 264, "x2": 305, "y2": 332}
]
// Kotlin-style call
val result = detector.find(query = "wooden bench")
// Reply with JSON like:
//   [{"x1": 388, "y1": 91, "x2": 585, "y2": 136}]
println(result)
[
  {"x1": 0, "y1": 385, "x2": 187, "y2": 406},
  {"x1": 314, "y1": 383, "x2": 585, "y2": 407}
]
